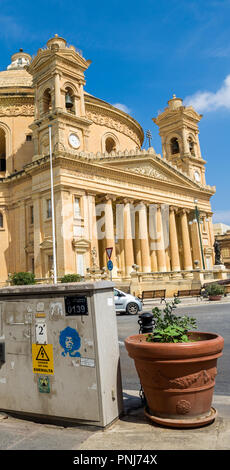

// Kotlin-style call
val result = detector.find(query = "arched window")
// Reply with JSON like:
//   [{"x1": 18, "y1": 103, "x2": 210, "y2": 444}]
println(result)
[
  {"x1": 43, "y1": 88, "x2": 52, "y2": 114},
  {"x1": 170, "y1": 137, "x2": 180, "y2": 155},
  {"x1": 188, "y1": 137, "x2": 195, "y2": 156},
  {"x1": 105, "y1": 137, "x2": 116, "y2": 153},
  {"x1": 65, "y1": 87, "x2": 74, "y2": 112},
  {"x1": 0, "y1": 212, "x2": 3, "y2": 228},
  {"x1": 0, "y1": 128, "x2": 6, "y2": 172}
]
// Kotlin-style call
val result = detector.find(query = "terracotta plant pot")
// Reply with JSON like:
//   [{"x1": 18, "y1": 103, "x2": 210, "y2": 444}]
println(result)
[
  {"x1": 209, "y1": 295, "x2": 222, "y2": 301},
  {"x1": 125, "y1": 332, "x2": 224, "y2": 428}
]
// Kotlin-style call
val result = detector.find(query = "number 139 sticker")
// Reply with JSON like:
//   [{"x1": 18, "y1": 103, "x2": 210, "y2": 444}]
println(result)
[{"x1": 35, "y1": 321, "x2": 48, "y2": 345}]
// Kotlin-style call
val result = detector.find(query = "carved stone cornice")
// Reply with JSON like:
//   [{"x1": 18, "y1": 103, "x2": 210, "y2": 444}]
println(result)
[
  {"x1": 85, "y1": 103, "x2": 143, "y2": 146},
  {"x1": 0, "y1": 102, "x2": 34, "y2": 116}
]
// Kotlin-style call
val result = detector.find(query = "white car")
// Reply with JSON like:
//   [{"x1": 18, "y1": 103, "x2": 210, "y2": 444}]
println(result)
[{"x1": 114, "y1": 288, "x2": 143, "y2": 315}]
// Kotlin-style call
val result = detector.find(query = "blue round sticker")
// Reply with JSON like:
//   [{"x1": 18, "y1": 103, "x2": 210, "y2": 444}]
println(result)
[{"x1": 107, "y1": 260, "x2": 113, "y2": 271}]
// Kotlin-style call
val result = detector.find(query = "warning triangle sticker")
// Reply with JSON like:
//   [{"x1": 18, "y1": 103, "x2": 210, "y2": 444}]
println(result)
[{"x1": 36, "y1": 346, "x2": 49, "y2": 361}]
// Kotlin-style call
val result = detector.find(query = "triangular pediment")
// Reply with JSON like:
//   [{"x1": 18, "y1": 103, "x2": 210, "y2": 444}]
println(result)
[
  {"x1": 100, "y1": 153, "x2": 204, "y2": 189},
  {"x1": 28, "y1": 48, "x2": 89, "y2": 76},
  {"x1": 72, "y1": 237, "x2": 91, "y2": 251},
  {"x1": 109, "y1": 159, "x2": 174, "y2": 182}
]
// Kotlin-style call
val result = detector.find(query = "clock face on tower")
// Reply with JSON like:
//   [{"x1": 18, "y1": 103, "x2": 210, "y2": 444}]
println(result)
[
  {"x1": 69, "y1": 133, "x2": 80, "y2": 149},
  {"x1": 194, "y1": 170, "x2": 201, "y2": 182}
]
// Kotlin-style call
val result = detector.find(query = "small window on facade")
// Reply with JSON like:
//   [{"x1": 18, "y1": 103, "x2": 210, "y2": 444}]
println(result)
[
  {"x1": 170, "y1": 137, "x2": 180, "y2": 155},
  {"x1": 0, "y1": 212, "x2": 3, "y2": 228},
  {"x1": 74, "y1": 197, "x2": 81, "y2": 219},
  {"x1": 0, "y1": 127, "x2": 6, "y2": 172},
  {"x1": 105, "y1": 137, "x2": 116, "y2": 153},
  {"x1": 47, "y1": 199, "x2": 52, "y2": 218},
  {"x1": 26, "y1": 134, "x2": 32, "y2": 142}
]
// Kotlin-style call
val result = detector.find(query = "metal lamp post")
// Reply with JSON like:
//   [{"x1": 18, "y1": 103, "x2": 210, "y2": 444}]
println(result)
[{"x1": 48, "y1": 124, "x2": 57, "y2": 284}]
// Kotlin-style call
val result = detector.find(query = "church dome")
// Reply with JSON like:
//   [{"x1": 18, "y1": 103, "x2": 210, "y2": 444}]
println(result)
[{"x1": 0, "y1": 49, "x2": 32, "y2": 90}]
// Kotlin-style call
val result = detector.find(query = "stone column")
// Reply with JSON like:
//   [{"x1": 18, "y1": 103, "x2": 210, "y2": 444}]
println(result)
[
  {"x1": 33, "y1": 195, "x2": 42, "y2": 278},
  {"x1": 207, "y1": 215, "x2": 215, "y2": 265},
  {"x1": 149, "y1": 204, "x2": 158, "y2": 271},
  {"x1": 156, "y1": 205, "x2": 167, "y2": 272},
  {"x1": 54, "y1": 72, "x2": 61, "y2": 110},
  {"x1": 19, "y1": 202, "x2": 27, "y2": 272},
  {"x1": 34, "y1": 85, "x2": 39, "y2": 119},
  {"x1": 190, "y1": 219, "x2": 202, "y2": 268},
  {"x1": 118, "y1": 238, "x2": 125, "y2": 275},
  {"x1": 87, "y1": 194, "x2": 100, "y2": 268},
  {"x1": 83, "y1": 129, "x2": 90, "y2": 152},
  {"x1": 133, "y1": 210, "x2": 142, "y2": 270},
  {"x1": 169, "y1": 206, "x2": 180, "y2": 271},
  {"x1": 182, "y1": 127, "x2": 190, "y2": 155},
  {"x1": 55, "y1": 190, "x2": 74, "y2": 276},
  {"x1": 79, "y1": 82, "x2": 86, "y2": 116},
  {"x1": 124, "y1": 200, "x2": 134, "y2": 276},
  {"x1": 139, "y1": 202, "x2": 151, "y2": 272},
  {"x1": 105, "y1": 196, "x2": 117, "y2": 274},
  {"x1": 180, "y1": 209, "x2": 193, "y2": 270}
]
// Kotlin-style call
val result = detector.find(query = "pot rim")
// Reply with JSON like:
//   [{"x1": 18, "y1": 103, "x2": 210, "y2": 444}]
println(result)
[{"x1": 124, "y1": 331, "x2": 224, "y2": 360}]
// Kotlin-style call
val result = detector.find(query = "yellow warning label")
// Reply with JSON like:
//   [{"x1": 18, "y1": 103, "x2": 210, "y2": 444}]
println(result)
[{"x1": 32, "y1": 344, "x2": 54, "y2": 375}]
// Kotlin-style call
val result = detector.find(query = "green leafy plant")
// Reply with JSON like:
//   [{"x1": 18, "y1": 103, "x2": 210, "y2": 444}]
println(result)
[
  {"x1": 11, "y1": 272, "x2": 36, "y2": 285},
  {"x1": 146, "y1": 297, "x2": 197, "y2": 343},
  {"x1": 60, "y1": 273, "x2": 82, "y2": 283},
  {"x1": 205, "y1": 283, "x2": 225, "y2": 296}
]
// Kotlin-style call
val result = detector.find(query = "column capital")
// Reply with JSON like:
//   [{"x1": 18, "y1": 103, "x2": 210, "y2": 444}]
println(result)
[
  {"x1": 105, "y1": 194, "x2": 117, "y2": 202},
  {"x1": 86, "y1": 191, "x2": 97, "y2": 198},
  {"x1": 169, "y1": 205, "x2": 179, "y2": 212},
  {"x1": 123, "y1": 198, "x2": 134, "y2": 205},
  {"x1": 179, "y1": 208, "x2": 190, "y2": 215}
]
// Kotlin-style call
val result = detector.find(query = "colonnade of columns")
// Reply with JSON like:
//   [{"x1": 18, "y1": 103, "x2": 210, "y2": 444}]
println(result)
[
  {"x1": 31, "y1": 190, "x2": 213, "y2": 280},
  {"x1": 86, "y1": 194, "x2": 213, "y2": 278}
]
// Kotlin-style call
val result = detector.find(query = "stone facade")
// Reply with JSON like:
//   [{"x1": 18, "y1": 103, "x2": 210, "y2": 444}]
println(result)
[
  {"x1": 215, "y1": 231, "x2": 230, "y2": 269},
  {"x1": 0, "y1": 35, "x2": 219, "y2": 294}
]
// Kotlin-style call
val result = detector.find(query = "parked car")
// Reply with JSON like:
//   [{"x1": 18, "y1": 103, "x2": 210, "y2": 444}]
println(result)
[{"x1": 114, "y1": 288, "x2": 142, "y2": 315}]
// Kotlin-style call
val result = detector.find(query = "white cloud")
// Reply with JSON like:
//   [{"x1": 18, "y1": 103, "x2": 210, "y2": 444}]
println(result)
[
  {"x1": 112, "y1": 103, "x2": 131, "y2": 114},
  {"x1": 184, "y1": 74, "x2": 230, "y2": 112},
  {"x1": 212, "y1": 210, "x2": 230, "y2": 225}
]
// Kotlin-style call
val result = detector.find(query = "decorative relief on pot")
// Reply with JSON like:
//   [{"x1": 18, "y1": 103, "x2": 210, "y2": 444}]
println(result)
[
  {"x1": 152, "y1": 368, "x2": 217, "y2": 390},
  {"x1": 176, "y1": 399, "x2": 191, "y2": 415}
]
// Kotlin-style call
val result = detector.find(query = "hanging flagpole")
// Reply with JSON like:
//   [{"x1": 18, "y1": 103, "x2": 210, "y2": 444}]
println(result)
[{"x1": 49, "y1": 124, "x2": 57, "y2": 284}]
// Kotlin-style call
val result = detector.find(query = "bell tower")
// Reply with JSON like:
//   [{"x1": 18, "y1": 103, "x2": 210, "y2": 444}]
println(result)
[
  {"x1": 27, "y1": 35, "x2": 92, "y2": 157},
  {"x1": 153, "y1": 95, "x2": 207, "y2": 185}
]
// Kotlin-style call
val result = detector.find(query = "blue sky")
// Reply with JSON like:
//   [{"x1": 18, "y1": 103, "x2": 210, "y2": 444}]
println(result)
[{"x1": 0, "y1": 0, "x2": 229, "y2": 223}]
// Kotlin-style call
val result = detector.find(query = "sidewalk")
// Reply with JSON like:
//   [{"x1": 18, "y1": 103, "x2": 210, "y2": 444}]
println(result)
[
  {"x1": 0, "y1": 391, "x2": 230, "y2": 450},
  {"x1": 78, "y1": 391, "x2": 230, "y2": 451}
]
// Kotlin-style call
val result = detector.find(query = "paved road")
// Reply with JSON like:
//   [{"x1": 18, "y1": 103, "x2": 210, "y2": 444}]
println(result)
[{"x1": 117, "y1": 301, "x2": 230, "y2": 394}]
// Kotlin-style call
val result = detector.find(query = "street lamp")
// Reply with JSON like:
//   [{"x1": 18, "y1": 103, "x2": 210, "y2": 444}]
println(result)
[
  {"x1": 194, "y1": 199, "x2": 205, "y2": 270},
  {"x1": 48, "y1": 124, "x2": 57, "y2": 284}
]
